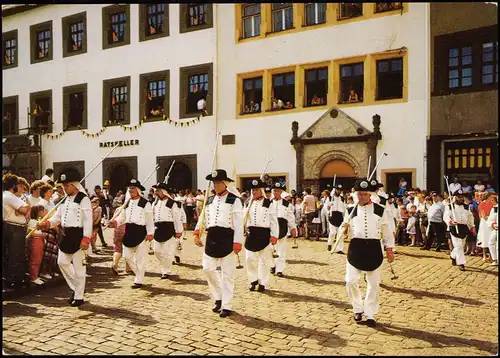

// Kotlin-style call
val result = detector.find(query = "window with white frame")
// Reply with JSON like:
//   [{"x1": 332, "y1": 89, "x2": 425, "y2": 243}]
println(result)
[
  {"x1": 305, "y1": 3, "x2": 326, "y2": 26},
  {"x1": 272, "y1": 3, "x2": 293, "y2": 32},
  {"x1": 242, "y1": 4, "x2": 261, "y2": 38}
]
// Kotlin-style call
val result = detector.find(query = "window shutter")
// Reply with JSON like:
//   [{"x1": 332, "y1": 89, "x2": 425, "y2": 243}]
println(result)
[
  {"x1": 48, "y1": 96, "x2": 53, "y2": 133},
  {"x1": 82, "y1": 90, "x2": 88, "y2": 129},
  {"x1": 180, "y1": 72, "x2": 187, "y2": 118},
  {"x1": 125, "y1": 81, "x2": 130, "y2": 125},
  {"x1": 163, "y1": 73, "x2": 170, "y2": 117},
  {"x1": 139, "y1": 5, "x2": 146, "y2": 41}
]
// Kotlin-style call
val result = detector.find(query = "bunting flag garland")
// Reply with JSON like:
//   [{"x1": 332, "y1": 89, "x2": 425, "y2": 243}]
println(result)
[
  {"x1": 45, "y1": 131, "x2": 66, "y2": 140},
  {"x1": 78, "y1": 126, "x2": 107, "y2": 138}
]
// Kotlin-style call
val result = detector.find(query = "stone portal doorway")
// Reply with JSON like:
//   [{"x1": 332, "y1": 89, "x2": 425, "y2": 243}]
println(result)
[
  {"x1": 168, "y1": 162, "x2": 193, "y2": 191},
  {"x1": 319, "y1": 159, "x2": 357, "y2": 191},
  {"x1": 157, "y1": 154, "x2": 197, "y2": 192},
  {"x1": 102, "y1": 156, "x2": 138, "y2": 197}
]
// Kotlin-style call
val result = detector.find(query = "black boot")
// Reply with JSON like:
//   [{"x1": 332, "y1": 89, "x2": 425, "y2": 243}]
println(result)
[
  {"x1": 249, "y1": 280, "x2": 258, "y2": 291},
  {"x1": 219, "y1": 309, "x2": 232, "y2": 318},
  {"x1": 354, "y1": 312, "x2": 363, "y2": 323},
  {"x1": 450, "y1": 256, "x2": 457, "y2": 266},
  {"x1": 459, "y1": 264, "x2": 465, "y2": 271},
  {"x1": 270, "y1": 267, "x2": 276, "y2": 275},
  {"x1": 257, "y1": 284, "x2": 266, "y2": 292},
  {"x1": 327, "y1": 245, "x2": 332, "y2": 251},
  {"x1": 366, "y1": 318, "x2": 377, "y2": 327},
  {"x1": 67, "y1": 291, "x2": 75, "y2": 305},
  {"x1": 212, "y1": 300, "x2": 222, "y2": 313},
  {"x1": 70, "y1": 299, "x2": 85, "y2": 307},
  {"x1": 174, "y1": 256, "x2": 181, "y2": 264},
  {"x1": 276, "y1": 272, "x2": 284, "y2": 278}
]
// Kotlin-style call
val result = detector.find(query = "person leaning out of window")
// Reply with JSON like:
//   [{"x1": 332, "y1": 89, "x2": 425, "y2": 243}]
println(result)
[
  {"x1": 197, "y1": 96, "x2": 207, "y2": 116},
  {"x1": 348, "y1": 87, "x2": 359, "y2": 103},
  {"x1": 3, "y1": 173, "x2": 31, "y2": 288}
]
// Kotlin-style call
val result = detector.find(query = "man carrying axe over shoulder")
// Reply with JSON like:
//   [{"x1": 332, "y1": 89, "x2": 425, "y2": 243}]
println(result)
[
  {"x1": 108, "y1": 179, "x2": 154, "y2": 289},
  {"x1": 38, "y1": 169, "x2": 93, "y2": 306},
  {"x1": 193, "y1": 169, "x2": 243, "y2": 318}
]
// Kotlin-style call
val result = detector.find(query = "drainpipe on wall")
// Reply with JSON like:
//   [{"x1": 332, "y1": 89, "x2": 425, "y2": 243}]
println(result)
[
  {"x1": 423, "y1": 2, "x2": 430, "y2": 189},
  {"x1": 214, "y1": 4, "x2": 220, "y2": 169}
]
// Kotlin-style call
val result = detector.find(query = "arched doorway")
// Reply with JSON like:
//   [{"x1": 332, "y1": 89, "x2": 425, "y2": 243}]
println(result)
[
  {"x1": 109, "y1": 164, "x2": 133, "y2": 197},
  {"x1": 168, "y1": 162, "x2": 193, "y2": 191},
  {"x1": 319, "y1": 159, "x2": 357, "y2": 191}
]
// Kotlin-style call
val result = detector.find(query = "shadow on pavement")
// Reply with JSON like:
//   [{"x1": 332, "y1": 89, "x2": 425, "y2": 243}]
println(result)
[
  {"x1": 176, "y1": 262, "x2": 203, "y2": 270},
  {"x1": 463, "y1": 266, "x2": 499, "y2": 277},
  {"x1": 380, "y1": 284, "x2": 485, "y2": 306},
  {"x1": 396, "y1": 251, "x2": 449, "y2": 260},
  {"x1": 140, "y1": 285, "x2": 210, "y2": 302},
  {"x1": 229, "y1": 312, "x2": 347, "y2": 348},
  {"x1": 287, "y1": 259, "x2": 329, "y2": 266},
  {"x1": 373, "y1": 322, "x2": 497, "y2": 353},
  {"x1": 76, "y1": 302, "x2": 158, "y2": 326},
  {"x1": 261, "y1": 289, "x2": 351, "y2": 309},
  {"x1": 172, "y1": 277, "x2": 208, "y2": 286},
  {"x1": 285, "y1": 274, "x2": 344, "y2": 286},
  {"x1": 2, "y1": 302, "x2": 48, "y2": 318}
]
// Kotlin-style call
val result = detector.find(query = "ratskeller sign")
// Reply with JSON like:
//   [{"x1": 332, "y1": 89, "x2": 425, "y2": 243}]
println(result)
[{"x1": 99, "y1": 140, "x2": 139, "y2": 148}]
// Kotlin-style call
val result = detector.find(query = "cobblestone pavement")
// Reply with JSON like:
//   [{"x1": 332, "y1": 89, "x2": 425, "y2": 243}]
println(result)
[{"x1": 3, "y1": 231, "x2": 498, "y2": 356}]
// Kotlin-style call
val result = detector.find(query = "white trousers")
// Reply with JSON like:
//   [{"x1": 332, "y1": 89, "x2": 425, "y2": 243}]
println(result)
[
  {"x1": 202, "y1": 252, "x2": 236, "y2": 310},
  {"x1": 123, "y1": 240, "x2": 149, "y2": 284},
  {"x1": 321, "y1": 210, "x2": 330, "y2": 233},
  {"x1": 449, "y1": 234, "x2": 466, "y2": 266},
  {"x1": 345, "y1": 261, "x2": 382, "y2": 319},
  {"x1": 274, "y1": 238, "x2": 287, "y2": 273},
  {"x1": 246, "y1": 245, "x2": 274, "y2": 287},
  {"x1": 153, "y1": 239, "x2": 175, "y2": 275},
  {"x1": 58, "y1": 249, "x2": 86, "y2": 300},
  {"x1": 328, "y1": 224, "x2": 344, "y2": 252},
  {"x1": 489, "y1": 230, "x2": 498, "y2": 262},
  {"x1": 478, "y1": 218, "x2": 493, "y2": 248}
]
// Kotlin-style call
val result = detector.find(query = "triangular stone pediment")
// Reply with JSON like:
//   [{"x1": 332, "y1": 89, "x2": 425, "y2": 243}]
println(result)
[{"x1": 298, "y1": 107, "x2": 372, "y2": 140}]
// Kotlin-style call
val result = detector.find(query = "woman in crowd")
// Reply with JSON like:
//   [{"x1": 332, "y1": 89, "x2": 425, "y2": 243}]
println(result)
[
  {"x1": 91, "y1": 197, "x2": 103, "y2": 254},
  {"x1": 39, "y1": 183, "x2": 54, "y2": 211},
  {"x1": 185, "y1": 189, "x2": 196, "y2": 228}
]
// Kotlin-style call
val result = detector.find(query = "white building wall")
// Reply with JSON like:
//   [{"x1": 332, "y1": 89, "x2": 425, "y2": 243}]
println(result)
[
  {"x1": 2, "y1": 4, "x2": 218, "y2": 190},
  {"x1": 216, "y1": 3, "x2": 429, "y2": 190}
]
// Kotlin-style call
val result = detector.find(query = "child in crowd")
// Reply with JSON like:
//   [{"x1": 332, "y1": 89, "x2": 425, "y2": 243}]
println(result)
[
  {"x1": 294, "y1": 197, "x2": 304, "y2": 237},
  {"x1": 26, "y1": 205, "x2": 47, "y2": 285},
  {"x1": 407, "y1": 205, "x2": 417, "y2": 246},
  {"x1": 91, "y1": 197, "x2": 102, "y2": 254}
]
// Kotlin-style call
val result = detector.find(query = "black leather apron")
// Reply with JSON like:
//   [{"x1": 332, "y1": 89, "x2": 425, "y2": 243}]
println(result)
[
  {"x1": 278, "y1": 218, "x2": 288, "y2": 239},
  {"x1": 347, "y1": 238, "x2": 384, "y2": 272},
  {"x1": 450, "y1": 224, "x2": 471, "y2": 239},
  {"x1": 123, "y1": 223, "x2": 147, "y2": 248},
  {"x1": 154, "y1": 221, "x2": 175, "y2": 243},
  {"x1": 329, "y1": 211, "x2": 344, "y2": 227},
  {"x1": 205, "y1": 226, "x2": 234, "y2": 258},
  {"x1": 60, "y1": 227, "x2": 84, "y2": 254},
  {"x1": 245, "y1": 226, "x2": 271, "y2": 252}
]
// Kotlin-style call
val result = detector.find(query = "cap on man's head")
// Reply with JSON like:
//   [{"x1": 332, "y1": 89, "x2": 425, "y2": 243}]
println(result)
[{"x1": 353, "y1": 178, "x2": 378, "y2": 192}]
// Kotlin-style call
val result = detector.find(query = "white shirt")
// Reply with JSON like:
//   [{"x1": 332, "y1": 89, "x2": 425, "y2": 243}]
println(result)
[
  {"x1": 487, "y1": 205, "x2": 498, "y2": 230},
  {"x1": 272, "y1": 198, "x2": 297, "y2": 231},
  {"x1": 28, "y1": 195, "x2": 42, "y2": 207},
  {"x1": 3, "y1": 190, "x2": 28, "y2": 225},
  {"x1": 41, "y1": 175, "x2": 52, "y2": 183},
  {"x1": 152, "y1": 196, "x2": 183, "y2": 234},
  {"x1": 115, "y1": 197, "x2": 154, "y2": 236},
  {"x1": 474, "y1": 184, "x2": 485, "y2": 192},
  {"x1": 197, "y1": 98, "x2": 206, "y2": 110},
  {"x1": 39, "y1": 198, "x2": 54, "y2": 212},
  {"x1": 49, "y1": 193, "x2": 93, "y2": 238},
  {"x1": 348, "y1": 203, "x2": 395, "y2": 249},
  {"x1": 443, "y1": 203, "x2": 474, "y2": 230},
  {"x1": 245, "y1": 197, "x2": 279, "y2": 238},
  {"x1": 328, "y1": 195, "x2": 346, "y2": 215},
  {"x1": 196, "y1": 192, "x2": 244, "y2": 244}
]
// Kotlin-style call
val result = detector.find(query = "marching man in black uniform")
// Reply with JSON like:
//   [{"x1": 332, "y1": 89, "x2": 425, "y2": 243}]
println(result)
[
  {"x1": 40, "y1": 170, "x2": 93, "y2": 306},
  {"x1": 244, "y1": 179, "x2": 279, "y2": 292},
  {"x1": 151, "y1": 183, "x2": 183, "y2": 279},
  {"x1": 193, "y1": 169, "x2": 243, "y2": 318},
  {"x1": 327, "y1": 184, "x2": 346, "y2": 253},
  {"x1": 344, "y1": 178, "x2": 395, "y2": 327},
  {"x1": 270, "y1": 181, "x2": 297, "y2": 277},
  {"x1": 444, "y1": 189, "x2": 476, "y2": 271},
  {"x1": 109, "y1": 179, "x2": 154, "y2": 288}
]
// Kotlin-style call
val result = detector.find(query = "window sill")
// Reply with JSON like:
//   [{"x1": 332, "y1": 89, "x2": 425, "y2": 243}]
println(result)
[
  {"x1": 144, "y1": 114, "x2": 168, "y2": 122},
  {"x1": 63, "y1": 48, "x2": 87, "y2": 58},
  {"x1": 140, "y1": 31, "x2": 169, "y2": 42},
  {"x1": 239, "y1": 34, "x2": 260, "y2": 41},
  {"x1": 2, "y1": 63, "x2": 18, "y2": 69},
  {"x1": 337, "y1": 14, "x2": 363, "y2": 21},
  {"x1": 266, "y1": 107, "x2": 296, "y2": 112},
  {"x1": 303, "y1": 21, "x2": 326, "y2": 28},
  {"x1": 240, "y1": 110, "x2": 262, "y2": 115},
  {"x1": 65, "y1": 125, "x2": 86, "y2": 131},
  {"x1": 304, "y1": 103, "x2": 327, "y2": 108},
  {"x1": 31, "y1": 56, "x2": 52, "y2": 65},
  {"x1": 265, "y1": 27, "x2": 295, "y2": 37},
  {"x1": 104, "y1": 121, "x2": 130, "y2": 127},
  {"x1": 103, "y1": 40, "x2": 130, "y2": 50}
]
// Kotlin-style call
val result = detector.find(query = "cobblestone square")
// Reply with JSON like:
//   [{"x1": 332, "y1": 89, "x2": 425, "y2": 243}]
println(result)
[{"x1": 2, "y1": 232, "x2": 498, "y2": 355}]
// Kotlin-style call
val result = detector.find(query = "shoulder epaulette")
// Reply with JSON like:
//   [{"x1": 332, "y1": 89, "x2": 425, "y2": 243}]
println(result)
[
  {"x1": 138, "y1": 197, "x2": 148, "y2": 208},
  {"x1": 281, "y1": 200, "x2": 290, "y2": 207},
  {"x1": 166, "y1": 198, "x2": 174, "y2": 208},
  {"x1": 226, "y1": 193, "x2": 237, "y2": 204},
  {"x1": 373, "y1": 203, "x2": 385, "y2": 217},
  {"x1": 74, "y1": 191, "x2": 87, "y2": 204},
  {"x1": 207, "y1": 195, "x2": 215, "y2": 205},
  {"x1": 347, "y1": 206, "x2": 357, "y2": 218},
  {"x1": 263, "y1": 198, "x2": 272, "y2": 208}
]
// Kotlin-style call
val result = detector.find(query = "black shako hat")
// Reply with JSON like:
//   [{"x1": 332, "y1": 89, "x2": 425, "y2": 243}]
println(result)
[
  {"x1": 57, "y1": 169, "x2": 81, "y2": 184},
  {"x1": 152, "y1": 182, "x2": 172, "y2": 192},
  {"x1": 250, "y1": 178, "x2": 267, "y2": 189},
  {"x1": 205, "y1": 169, "x2": 234, "y2": 182},
  {"x1": 353, "y1": 178, "x2": 378, "y2": 192},
  {"x1": 334, "y1": 184, "x2": 343, "y2": 190},
  {"x1": 452, "y1": 189, "x2": 464, "y2": 196},
  {"x1": 273, "y1": 181, "x2": 286, "y2": 191},
  {"x1": 127, "y1": 178, "x2": 146, "y2": 191}
]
